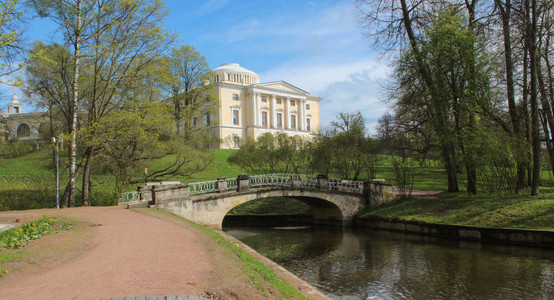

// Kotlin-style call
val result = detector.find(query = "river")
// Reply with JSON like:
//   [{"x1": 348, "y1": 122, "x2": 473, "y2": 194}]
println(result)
[{"x1": 224, "y1": 226, "x2": 554, "y2": 300}]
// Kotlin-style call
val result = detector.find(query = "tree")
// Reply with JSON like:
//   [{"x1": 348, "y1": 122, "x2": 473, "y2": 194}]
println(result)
[
  {"x1": 157, "y1": 45, "x2": 216, "y2": 137},
  {"x1": 0, "y1": 0, "x2": 26, "y2": 85},
  {"x1": 27, "y1": 0, "x2": 91, "y2": 207},
  {"x1": 227, "y1": 132, "x2": 311, "y2": 175},
  {"x1": 311, "y1": 112, "x2": 380, "y2": 180},
  {"x1": 78, "y1": 0, "x2": 174, "y2": 205},
  {"x1": 27, "y1": 0, "x2": 175, "y2": 205},
  {"x1": 79, "y1": 101, "x2": 170, "y2": 185},
  {"x1": 359, "y1": 1, "x2": 494, "y2": 193}
]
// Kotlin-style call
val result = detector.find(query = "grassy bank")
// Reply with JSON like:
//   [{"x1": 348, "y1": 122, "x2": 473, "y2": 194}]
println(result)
[
  {"x1": 356, "y1": 192, "x2": 554, "y2": 230},
  {"x1": 146, "y1": 208, "x2": 307, "y2": 299}
]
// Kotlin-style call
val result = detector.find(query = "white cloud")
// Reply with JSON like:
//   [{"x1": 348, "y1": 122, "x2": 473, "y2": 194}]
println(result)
[
  {"x1": 258, "y1": 58, "x2": 392, "y2": 132},
  {"x1": 194, "y1": 0, "x2": 233, "y2": 16}
]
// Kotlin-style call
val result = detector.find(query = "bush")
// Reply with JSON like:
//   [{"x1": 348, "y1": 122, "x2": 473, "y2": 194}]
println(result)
[{"x1": 89, "y1": 183, "x2": 121, "y2": 206}]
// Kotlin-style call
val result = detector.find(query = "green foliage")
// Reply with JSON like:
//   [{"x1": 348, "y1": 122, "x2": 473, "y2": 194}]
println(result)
[
  {"x1": 156, "y1": 44, "x2": 217, "y2": 137},
  {"x1": 0, "y1": 0, "x2": 25, "y2": 83},
  {"x1": 311, "y1": 112, "x2": 381, "y2": 180},
  {"x1": 0, "y1": 140, "x2": 39, "y2": 159},
  {"x1": 0, "y1": 215, "x2": 71, "y2": 276},
  {"x1": 0, "y1": 216, "x2": 64, "y2": 249},
  {"x1": 227, "y1": 198, "x2": 311, "y2": 216},
  {"x1": 89, "y1": 181, "x2": 121, "y2": 206},
  {"x1": 80, "y1": 101, "x2": 173, "y2": 185},
  {"x1": 228, "y1": 132, "x2": 310, "y2": 174}
]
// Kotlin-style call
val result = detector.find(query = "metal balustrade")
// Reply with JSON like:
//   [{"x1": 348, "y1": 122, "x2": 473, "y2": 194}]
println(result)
[
  {"x1": 225, "y1": 177, "x2": 238, "y2": 190},
  {"x1": 189, "y1": 180, "x2": 219, "y2": 196},
  {"x1": 121, "y1": 174, "x2": 365, "y2": 201},
  {"x1": 118, "y1": 190, "x2": 150, "y2": 204},
  {"x1": 327, "y1": 177, "x2": 364, "y2": 193}
]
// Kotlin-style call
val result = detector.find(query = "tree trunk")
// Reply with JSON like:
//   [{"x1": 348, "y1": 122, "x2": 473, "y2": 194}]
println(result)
[
  {"x1": 81, "y1": 148, "x2": 93, "y2": 206},
  {"x1": 528, "y1": 0, "x2": 541, "y2": 195},
  {"x1": 68, "y1": 0, "x2": 82, "y2": 207},
  {"x1": 399, "y1": 0, "x2": 459, "y2": 192}
]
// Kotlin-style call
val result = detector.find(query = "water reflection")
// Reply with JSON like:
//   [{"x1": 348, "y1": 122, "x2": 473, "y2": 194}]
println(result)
[{"x1": 225, "y1": 226, "x2": 554, "y2": 300}]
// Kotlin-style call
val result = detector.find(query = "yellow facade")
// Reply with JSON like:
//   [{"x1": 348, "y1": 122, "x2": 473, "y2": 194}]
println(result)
[{"x1": 211, "y1": 63, "x2": 322, "y2": 149}]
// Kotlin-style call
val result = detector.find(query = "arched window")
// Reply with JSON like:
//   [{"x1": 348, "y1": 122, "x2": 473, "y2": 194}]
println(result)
[
  {"x1": 17, "y1": 123, "x2": 30, "y2": 137},
  {"x1": 233, "y1": 136, "x2": 240, "y2": 148}
]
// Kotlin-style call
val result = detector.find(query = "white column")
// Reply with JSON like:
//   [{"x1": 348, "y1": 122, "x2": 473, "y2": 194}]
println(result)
[
  {"x1": 285, "y1": 97, "x2": 290, "y2": 129},
  {"x1": 253, "y1": 93, "x2": 258, "y2": 127},
  {"x1": 246, "y1": 92, "x2": 250, "y2": 127},
  {"x1": 300, "y1": 99, "x2": 306, "y2": 131},
  {"x1": 255, "y1": 93, "x2": 260, "y2": 127},
  {"x1": 271, "y1": 95, "x2": 276, "y2": 128}
]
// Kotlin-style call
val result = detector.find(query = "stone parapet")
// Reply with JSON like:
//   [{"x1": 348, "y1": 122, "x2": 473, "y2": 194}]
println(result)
[
  {"x1": 363, "y1": 179, "x2": 394, "y2": 207},
  {"x1": 237, "y1": 174, "x2": 249, "y2": 192},
  {"x1": 151, "y1": 183, "x2": 189, "y2": 204}
]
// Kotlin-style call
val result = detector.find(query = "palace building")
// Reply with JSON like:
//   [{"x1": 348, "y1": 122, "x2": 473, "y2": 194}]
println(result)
[
  {"x1": 0, "y1": 93, "x2": 45, "y2": 142},
  {"x1": 1, "y1": 63, "x2": 323, "y2": 149},
  {"x1": 211, "y1": 63, "x2": 321, "y2": 149}
]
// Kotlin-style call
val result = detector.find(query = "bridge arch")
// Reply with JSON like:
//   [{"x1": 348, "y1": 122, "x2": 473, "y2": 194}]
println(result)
[
  {"x1": 190, "y1": 188, "x2": 365, "y2": 229},
  {"x1": 222, "y1": 194, "x2": 345, "y2": 227}
]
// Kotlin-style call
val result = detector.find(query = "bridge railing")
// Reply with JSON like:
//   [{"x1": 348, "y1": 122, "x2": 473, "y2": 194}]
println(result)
[
  {"x1": 327, "y1": 177, "x2": 364, "y2": 193},
  {"x1": 189, "y1": 177, "x2": 239, "y2": 196},
  {"x1": 189, "y1": 180, "x2": 219, "y2": 196},
  {"x1": 118, "y1": 190, "x2": 150, "y2": 204},
  {"x1": 127, "y1": 174, "x2": 366, "y2": 200}
]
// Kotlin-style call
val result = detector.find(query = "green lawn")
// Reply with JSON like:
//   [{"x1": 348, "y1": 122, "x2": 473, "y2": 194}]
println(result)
[
  {"x1": 356, "y1": 192, "x2": 554, "y2": 230},
  {"x1": 1, "y1": 149, "x2": 553, "y2": 231}
]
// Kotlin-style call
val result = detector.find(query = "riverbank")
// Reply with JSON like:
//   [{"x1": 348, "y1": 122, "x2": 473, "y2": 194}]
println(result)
[
  {"x1": 353, "y1": 191, "x2": 554, "y2": 247},
  {"x1": 356, "y1": 192, "x2": 554, "y2": 230},
  {"x1": 0, "y1": 206, "x2": 326, "y2": 299}
]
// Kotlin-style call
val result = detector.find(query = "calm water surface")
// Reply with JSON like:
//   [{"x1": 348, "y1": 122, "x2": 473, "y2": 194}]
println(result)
[{"x1": 224, "y1": 226, "x2": 554, "y2": 300}]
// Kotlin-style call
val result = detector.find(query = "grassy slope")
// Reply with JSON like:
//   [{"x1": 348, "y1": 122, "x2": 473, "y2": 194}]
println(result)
[
  {"x1": 1, "y1": 149, "x2": 553, "y2": 230},
  {"x1": 356, "y1": 192, "x2": 554, "y2": 230}
]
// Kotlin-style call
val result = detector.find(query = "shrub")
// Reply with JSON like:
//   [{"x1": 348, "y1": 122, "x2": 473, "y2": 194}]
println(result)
[{"x1": 89, "y1": 183, "x2": 121, "y2": 206}]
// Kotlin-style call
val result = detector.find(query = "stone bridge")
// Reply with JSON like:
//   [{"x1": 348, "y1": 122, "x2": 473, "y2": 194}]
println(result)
[{"x1": 121, "y1": 174, "x2": 395, "y2": 229}]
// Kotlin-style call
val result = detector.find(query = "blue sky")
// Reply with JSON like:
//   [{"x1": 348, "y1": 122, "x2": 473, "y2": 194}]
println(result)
[{"x1": 1, "y1": 0, "x2": 391, "y2": 132}]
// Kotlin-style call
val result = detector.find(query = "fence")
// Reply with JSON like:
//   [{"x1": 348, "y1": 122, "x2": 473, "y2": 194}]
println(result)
[{"x1": 121, "y1": 174, "x2": 366, "y2": 201}]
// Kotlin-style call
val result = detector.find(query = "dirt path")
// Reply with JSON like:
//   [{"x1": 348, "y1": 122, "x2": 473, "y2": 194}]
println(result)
[{"x1": 0, "y1": 206, "x2": 325, "y2": 300}]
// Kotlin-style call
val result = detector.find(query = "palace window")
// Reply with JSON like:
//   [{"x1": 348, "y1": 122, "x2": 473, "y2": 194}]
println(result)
[
  {"x1": 277, "y1": 113, "x2": 283, "y2": 128},
  {"x1": 204, "y1": 112, "x2": 211, "y2": 126},
  {"x1": 16, "y1": 123, "x2": 30, "y2": 137},
  {"x1": 262, "y1": 111, "x2": 268, "y2": 128},
  {"x1": 276, "y1": 98, "x2": 282, "y2": 104},
  {"x1": 291, "y1": 114, "x2": 297, "y2": 129},
  {"x1": 232, "y1": 109, "x2": 240, "y2": 125},
  {"x1": 233, "y1": 136, "x2": 240, "y2": 148},
  {"x1": 290, "y1": 100, "x2": 295, "y2": 106},
  {"x1": 232, "y1": 94, "x2": 239, "y2": 101},
  {"x1": 306, "y1": 118, "x2": 311, "y2": 131},
  {"x1": 261, "y1": 96, "x2": 267, "y2": 102},
  {"x1": 306, "y1": 104, "x2": 310, "y2": 110}
]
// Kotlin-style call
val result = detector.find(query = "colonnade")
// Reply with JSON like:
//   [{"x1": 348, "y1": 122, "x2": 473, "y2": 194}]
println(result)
[{"x1": 247, "y1": 91, "x2": 309, "y2": 131}]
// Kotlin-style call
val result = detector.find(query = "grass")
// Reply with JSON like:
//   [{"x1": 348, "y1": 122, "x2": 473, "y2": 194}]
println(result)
[
  {"x1": 356, "y1": 192, "x2": 554, "y2": 230},
  {"x1": 1, "y1": 148, "x2": 553, "y2": 230},
  {"x1": 146, "y1": 208, "x2": 307, "y2": 299},
  {"x1": 0, "y1": 216, "x2": 72, "y2": 276},
  {"x1": 227, "y1": 197, "x2": 311, "y2": 216}
]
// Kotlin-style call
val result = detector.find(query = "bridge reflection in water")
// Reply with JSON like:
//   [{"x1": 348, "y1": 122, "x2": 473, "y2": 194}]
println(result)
[{"x1": 225, "y1": 226, "x2": 554, "y2": 300}]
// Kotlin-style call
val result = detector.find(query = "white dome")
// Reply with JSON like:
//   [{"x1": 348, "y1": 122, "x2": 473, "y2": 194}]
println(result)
[
  {"x1": 213, "y1": 63, "x2": 260, "y2": 85},
  {"x1": 214, "y1": 63, "x2": 257, "y2": 75},
  {"x1": 10, "y1": 93, "x2": 20, "y2": 104}
]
